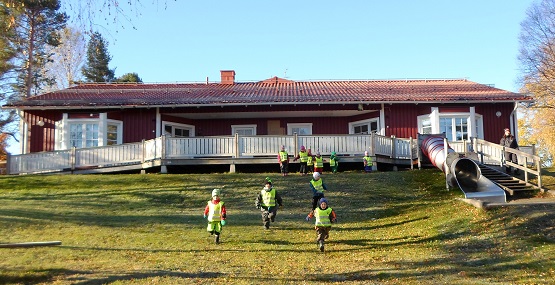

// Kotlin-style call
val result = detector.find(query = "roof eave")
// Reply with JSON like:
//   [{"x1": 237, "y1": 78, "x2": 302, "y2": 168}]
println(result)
[{"x1": 2, "y1": 99, "x2": 532, "y2": 111}]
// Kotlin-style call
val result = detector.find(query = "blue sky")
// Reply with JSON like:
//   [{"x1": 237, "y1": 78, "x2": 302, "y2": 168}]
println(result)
[
  {"x1": 6, "y1": 0, "x2": 537, "y2": 154},
  {"x1": 96, "y1": 0, "x2": 535, "y2": 92}
]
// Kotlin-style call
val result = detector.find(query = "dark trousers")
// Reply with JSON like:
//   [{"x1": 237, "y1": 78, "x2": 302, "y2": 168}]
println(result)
[
  {"x1": 505, "y1": 152, "x2": 519, "y2": 173},
  {"x1": 261, "y1": 206, "x2": 278, "y2": 228},
  {"x1": 312, "y1": 194, "x2": 324, "y2": 210},
  {"x1": 299, "y1": 162, "x2": 308, "y2": 174}
]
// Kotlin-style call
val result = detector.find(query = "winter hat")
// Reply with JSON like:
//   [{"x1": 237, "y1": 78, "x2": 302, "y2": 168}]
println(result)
[
  {"x1": 319, "y1": 197, "x2": 328, "y2": 205},
  {"x1": 331, "y1": 151, "x2": 336, "y2": 156},
  {"x1": 211, "y1": 189, "x2": 220, "y2": 197},
  {"x1": 281, "y1": 145, "x2": 285, "y2": 150},
  {"x1": 364, "y1": 151, "x2": 369, "y2": 156},
  {"x1": 300, "y1": 145, "x2": 306, "y2": 151},
  {"x1": 313, "y1": 172, "x2": 321, "y2": 179}
]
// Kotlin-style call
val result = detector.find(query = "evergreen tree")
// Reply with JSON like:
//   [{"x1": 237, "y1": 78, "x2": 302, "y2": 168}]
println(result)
[
  {"x1": 115, "y1": 72, "x2": 142, "y2": 83},
  {"x1": 11, "y1": 0, "x2": 68, "y2": 97},
  {"x1": 82, "y1": 32, "x2": 115, "y2": 82}
]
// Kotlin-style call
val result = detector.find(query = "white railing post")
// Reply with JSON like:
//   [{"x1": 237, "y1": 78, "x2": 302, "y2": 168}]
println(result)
[
  {"x1": 234, "y1": 133, "x2": 239, "y2": 158},
  {"x1": 409, "y1": 137, "x2": 414, "y2": 170},
  {"x1": 390, "y1": 135, "x2": 396, "y2": 158},
  {"x1": 370, "y1": 132, "x2": 375, "y2": 155},
  {"x1": 70, "y1": 147, "x2": 76, "y2": 173},
  {"x1": 294, "y1": 133, "x2": 298, "y2": 157}
]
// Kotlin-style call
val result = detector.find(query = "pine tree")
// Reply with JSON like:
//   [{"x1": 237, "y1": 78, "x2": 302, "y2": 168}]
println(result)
[
  {"x1": 82, "y1": 32, "x2": 115, "y2": 83},
  {"x1": 10, "y1": 0, "x2": 68, "y2": 97}
]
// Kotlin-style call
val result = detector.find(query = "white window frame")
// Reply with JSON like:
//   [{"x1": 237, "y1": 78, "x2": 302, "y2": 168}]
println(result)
[
  {"x1": 162, "y1": 121, "x2": 195, "y2": 137},
  {"x1": 56, "y1": 113, "x2": 123, "y2": 150},
  {"x1": 106, "y1": 120, "x2": 123, "y2": 146},
  {"x1": 231, "y1": 124, "x2": 257, "y2": 136},
  {"x1": 287, "y1": 123, "x2": 313, "y2": 135},
  {"x1": 348, "y1": 118, "x2": 380, "y2": 134},
  {"x1": 417, "y1": 111, "x2": 483, "y2": 141}
]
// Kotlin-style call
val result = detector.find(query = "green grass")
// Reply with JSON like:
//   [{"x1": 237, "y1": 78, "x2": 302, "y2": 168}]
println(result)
[{"x1": 0, "y1": 169, "x2": 554, "y2": 285}]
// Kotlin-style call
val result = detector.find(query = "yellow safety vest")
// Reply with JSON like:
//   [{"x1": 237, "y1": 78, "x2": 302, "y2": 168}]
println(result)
[
  {"x1": 315, "y1": 207, "x2": 333, "y2": 227},
  {"x1": 314, "y1": 157, "x2": 323, "y2": 168},
  {"x1": 207, "y1": 201, "x2": 224, "y2": 222},
  {"x1": 330, "y1": 157, "x2": 337, "y2": 166},
  {"x1": 279, "y1": 151, "x2": 288, "y2": 162},
  {"x1": 307, "y1": 156, "x2": 313, "y2": 166},
  {"x1": 310, "y1": 179, "x2": 325, "y2": 193},
  {"x1": 261, "y1": 188, "x2": 276, "y2": 207},
  {"x1": 364, "y1": 156, "x2": 373, "y2": 166},
  {"x1": 299, "y1": 151, "x2": 308, "y2": 162}
]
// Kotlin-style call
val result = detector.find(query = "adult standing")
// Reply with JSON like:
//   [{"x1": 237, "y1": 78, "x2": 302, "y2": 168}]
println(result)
[{"x1": 500, "y1": 128, "x2": 519, "y2": 174}]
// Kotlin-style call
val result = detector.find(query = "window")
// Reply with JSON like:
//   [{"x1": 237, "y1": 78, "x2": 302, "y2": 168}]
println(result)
[
  {"x1": 163, "y1": 122, "x2": 194, "y2": 137},
  {"x1": 106, "y1": 121, "x2": 122, "y2": 145},
  {"x1": 418, "y1": 112, "x2": 482, "y2": 141},
  {"x1": 231, "y1": 124, "x2": 257, "y2": 136},
  {"x1": 420, "y1": 118, "x2": 432, "y2": 134},
  {"x1": 287, "y1": 123, "x2": 312, "y2": 135},
  {"x1": 56, "y1": 113, "x2": 123, "y2": 150},
  {"x1": 349, "y1": 118, "x2": 379, "y2": 134},
  {"x1": 69, "y1": 123, "x2": 99, "y2": 148}
]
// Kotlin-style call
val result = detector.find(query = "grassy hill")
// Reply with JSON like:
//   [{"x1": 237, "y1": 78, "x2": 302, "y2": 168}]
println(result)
[{"x1": 0, "y1": 168, "x2": 554, "y2": 284}]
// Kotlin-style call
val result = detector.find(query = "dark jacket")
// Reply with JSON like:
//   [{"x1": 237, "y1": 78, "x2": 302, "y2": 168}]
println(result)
[{"x1": 500, "y1": 135, "x2": 518, "y2": 150}]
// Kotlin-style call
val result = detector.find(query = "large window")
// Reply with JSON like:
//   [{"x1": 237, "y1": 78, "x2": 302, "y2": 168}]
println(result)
[
  {"x1": 418, "y1": 112, "x2": 482, "y2": 141},
  {"x1": 69, "y1": 123, "x2": 99, "y2": 148},
  {"x1": 287, "y1": 123, "x2": 312, "y2": 135},
  {"x1": 349, "y1": 118, "x2": 379, "y2": 134},
  {"x1": 232, "y1": 124, "x2": 257, "y2": 135},
  {"x1": 163, "y1": 122, "x2": 194, "y2": 137},
  {"x1": 56, "y1": 113, "x2": 123, "y2": 150}
]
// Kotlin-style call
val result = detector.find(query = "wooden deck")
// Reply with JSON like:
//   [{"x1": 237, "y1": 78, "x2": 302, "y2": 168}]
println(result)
[{"x1": 5, "y1": 134, "x2": 543, "y2": 190}]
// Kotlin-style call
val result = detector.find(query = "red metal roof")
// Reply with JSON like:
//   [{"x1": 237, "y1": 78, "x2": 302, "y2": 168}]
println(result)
[{"x1": 4, "y1": 78, "x2": 530, "y2": 109}]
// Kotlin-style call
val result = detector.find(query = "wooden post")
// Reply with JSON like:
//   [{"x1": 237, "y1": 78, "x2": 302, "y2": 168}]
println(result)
[
  {"x1": 409, "y1": 137, "x2": 414, "y2": 170},
  {"x1": 70, "y1": 147, "x2": 76, "y2": 173},
  {"x1": 0, "y1": 241, "x2": 62, "y2": 248},
  {"x1": 370, "y1": 132, "x2": 375, "y2": 156},
  {"x1": 234, "y1": 133, "x2": 239, "y2": 158},
  {"x1": 391, "y1": 135, "x2": 396, "y2": 159},
  {"x1": 160, "y1": 135, "x2": 167, "y2": 174},
  {"x1": 140, "y1": 139, "x2": 146, "y2": 175}
]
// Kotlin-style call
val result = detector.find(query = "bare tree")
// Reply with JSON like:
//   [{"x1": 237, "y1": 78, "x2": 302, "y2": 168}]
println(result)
[
  {"x1": 43, "y1": 26, "x2": 86, "y2": 91},
  {"x1": 518, "y1": 0, "x2": 555, "y2": 163}
]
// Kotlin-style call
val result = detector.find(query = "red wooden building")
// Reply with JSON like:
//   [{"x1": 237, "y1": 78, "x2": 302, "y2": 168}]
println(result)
[{"x1": 3, "y1": 70, "x2": 530, "y2": 154}]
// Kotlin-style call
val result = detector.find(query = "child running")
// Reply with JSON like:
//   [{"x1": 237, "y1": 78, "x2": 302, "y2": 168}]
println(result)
[
  {"x1": 306, "y1": 197, "x2": 337, "y2": 252},
  {"x1": 203, "y1": 188, "x2": 227, "y2": 244},
  {"x1": 255, "y1": 177, "x2": 283, "y2": 230}
]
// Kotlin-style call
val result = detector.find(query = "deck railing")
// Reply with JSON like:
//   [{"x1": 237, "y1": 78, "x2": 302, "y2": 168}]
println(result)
[{"x1": 5, "y1": 134, "x2": 541, "y2": 183}]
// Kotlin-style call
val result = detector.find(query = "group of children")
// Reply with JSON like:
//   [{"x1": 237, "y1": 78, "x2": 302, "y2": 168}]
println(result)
[
  {"x1": 289, "y1": 146, "x2": 374, "y2": 175},
  {"x1": 202, "y1": 172, "x2": 337, "y2": 252},
  {"x1": 281, "y1": 145, "x2": 347, "y2": 176}
]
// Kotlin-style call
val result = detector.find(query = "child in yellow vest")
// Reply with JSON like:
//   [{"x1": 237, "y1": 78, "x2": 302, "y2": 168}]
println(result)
[
  {"x1": 203, "y1": 188, "x2": 227, "y2": 244},
  {"x1": 363, "y1": 151, "x2": 373, "y2": 173},
  {"x1": 255, "y1": 178, "x2": 283, "y2": 230},
  {"x1": 306, "y1": 198, "x2": 337, "y2": 252},
  {"x1": 329, "y1": 151, "x2": 340, "y2": 173}
]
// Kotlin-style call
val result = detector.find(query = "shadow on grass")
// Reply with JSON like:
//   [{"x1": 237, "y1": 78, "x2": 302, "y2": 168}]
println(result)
[{"x1": 70, "y1": 271, "x2": 223, "y2": 285}]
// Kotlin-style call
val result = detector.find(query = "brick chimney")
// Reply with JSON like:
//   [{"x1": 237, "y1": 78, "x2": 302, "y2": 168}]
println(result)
[{"x1": 220, "y1": 70, "x2": 235, "y2": 84}]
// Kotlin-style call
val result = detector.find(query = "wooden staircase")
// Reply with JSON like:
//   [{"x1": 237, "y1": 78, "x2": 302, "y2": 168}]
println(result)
[{"x1": 478, "y1": 164, "x2": 539, "y2": 199}]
